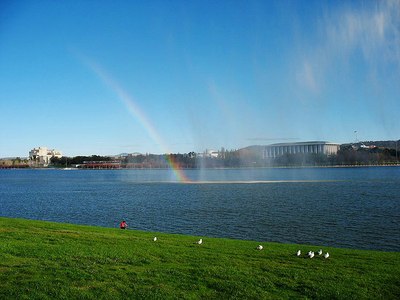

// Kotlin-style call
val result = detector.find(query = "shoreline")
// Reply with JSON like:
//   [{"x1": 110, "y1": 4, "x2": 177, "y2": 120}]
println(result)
[{"x1": 1, "y1": 163, "x2": 399, "y2": 170}]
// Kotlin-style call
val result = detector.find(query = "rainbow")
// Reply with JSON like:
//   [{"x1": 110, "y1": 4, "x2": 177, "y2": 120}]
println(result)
[
  {"x1": 76, "y1": 53, "x2": 191, "y2": 183},
  {"x1": 165, "y1": 154, "x2": 191, "y2": 183}
]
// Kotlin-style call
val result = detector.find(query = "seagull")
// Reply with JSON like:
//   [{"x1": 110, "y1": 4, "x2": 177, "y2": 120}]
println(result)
[
  {"x1": 308, "y1": 251, "x2": 315, "y2": 259},
  {"x1": 256, "y1": 245, "x2": 263, "y2": 250},
  {"x1": 153, "y1": 237, "x2": 157, "y2": 242},
  {"x1": 324, "y1": 252, "x2": 330, "y2": 259},
  {"x1": 296, "y1": 250, "x2": 301, "y2": 257},
  {"x1": 318, "y1": 249, "x2": 323, "y2": 256},
  {"x1": 196, "y1": 238, "x2": 203, "y2": 245}
]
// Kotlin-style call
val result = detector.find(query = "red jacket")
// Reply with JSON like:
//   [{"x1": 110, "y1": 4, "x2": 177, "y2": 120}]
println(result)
[{"x1": 119, "y1": 221, "x2": 127, "y2": 229}]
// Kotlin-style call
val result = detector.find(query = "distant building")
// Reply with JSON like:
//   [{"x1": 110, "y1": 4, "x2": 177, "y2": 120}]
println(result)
[
  {"x1": 29, "y1": 147, "x2": 62, "y2": 166},
  {"x1": 197, "y1": 149, "x2": 219, "y2": 158},
  {"x1": 262, "y1": 141, "x2": 340, "y2": 159}
]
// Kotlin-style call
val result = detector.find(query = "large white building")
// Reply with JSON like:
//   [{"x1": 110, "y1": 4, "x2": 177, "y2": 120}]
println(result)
[
  {"x1": 29, "y1": 147, "x2": 62, "y2": 166},
  {"x1": 262, "y1": 141, "x2": 340, "y2": 159}
]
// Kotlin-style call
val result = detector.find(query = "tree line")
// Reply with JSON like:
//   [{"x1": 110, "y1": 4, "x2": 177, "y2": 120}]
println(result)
[{"x1": 50, "y1": 145, "x2": 399, "y2": 168}]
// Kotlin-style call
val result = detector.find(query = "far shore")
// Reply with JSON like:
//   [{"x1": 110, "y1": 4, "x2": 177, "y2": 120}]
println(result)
[{"x1": 1, "y1": 163, "x2": 399, "y2": 170}]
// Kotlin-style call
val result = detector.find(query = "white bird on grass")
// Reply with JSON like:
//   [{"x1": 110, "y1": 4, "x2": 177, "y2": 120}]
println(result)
[
  {"x1": 324, "y1": 252, "x2": 330, "y2": 259},
  {"x1": 196, "y1": 238, "x2": 203, "y2": 245},
  {"x1": 318, "y1": 249, "x2": 323, "y2": 256},
  {"x1": 153, "y1": 237, "x2": 157, "y2": 242},
  {"x1": 308, "y1": 251, "x2": 315, "y2": 259},
  {"x1": 296, "y1": 250, "x2": 301, "y2": 257},
  {"x1": 256, "y1": 245, "x2": 263, "y2": 250}
]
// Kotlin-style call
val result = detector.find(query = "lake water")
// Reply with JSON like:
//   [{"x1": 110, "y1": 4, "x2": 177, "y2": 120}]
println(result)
[{"x1": 1, "y1": 167, "x2": 399, "y2": 251}]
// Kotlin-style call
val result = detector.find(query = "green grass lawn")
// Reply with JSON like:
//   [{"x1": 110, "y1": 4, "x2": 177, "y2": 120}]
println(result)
[{"x1": 0, "y1": 217, "x2": 399, "y2": 299}]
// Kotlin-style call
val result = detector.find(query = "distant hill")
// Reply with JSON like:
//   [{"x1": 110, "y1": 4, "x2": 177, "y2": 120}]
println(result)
[
  {"x1": 342, "y1": 140, "x2": 400, "y2": 149},
  {"x1": 114, "y1": 152, "x2": 143, "y2": 157}
]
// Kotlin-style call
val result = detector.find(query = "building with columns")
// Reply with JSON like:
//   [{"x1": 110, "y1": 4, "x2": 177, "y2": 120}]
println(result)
[
  {"x1": 262, "y1": 141, "x2": 340, "y2": 159},
  {"x1": 29, "y1": 147, "x2": 62, "y2": 166}
]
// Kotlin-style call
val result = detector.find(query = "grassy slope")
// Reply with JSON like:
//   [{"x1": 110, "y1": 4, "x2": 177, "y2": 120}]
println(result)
[{"x1": 0, "y1": 218, "x2": 399, "y2": 299}]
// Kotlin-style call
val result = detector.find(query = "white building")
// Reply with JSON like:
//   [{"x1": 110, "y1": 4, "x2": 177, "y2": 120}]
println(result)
[
  {"x1": 262, "y1": 141, "x2": 340, "y2": 159},
  {"x1": 197, "y1": 149, "x2": 219, "y2": 158},
  {"x1": 29, "y1": 147, "x2": 62, "y2": 166}
]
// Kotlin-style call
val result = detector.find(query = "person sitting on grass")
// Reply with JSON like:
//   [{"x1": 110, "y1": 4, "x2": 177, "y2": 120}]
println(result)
[{"x1": 119, "y1": 220, "x2": 128, "y2": 229}]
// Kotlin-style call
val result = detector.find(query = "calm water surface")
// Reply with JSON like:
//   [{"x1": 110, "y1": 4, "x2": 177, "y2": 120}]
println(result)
[{"x1": 1, "y1": 167, "x2": 399, "y2": 251}]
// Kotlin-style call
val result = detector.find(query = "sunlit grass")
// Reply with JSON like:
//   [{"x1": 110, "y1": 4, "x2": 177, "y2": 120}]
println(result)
[{"x1": 0, "y1": 217, "x2": 399, "y2": 299}]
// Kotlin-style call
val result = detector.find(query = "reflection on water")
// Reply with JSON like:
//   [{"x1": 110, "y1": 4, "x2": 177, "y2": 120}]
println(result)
[{"x1": 1, "y1": 167, "x2": 399, "y2": 251}]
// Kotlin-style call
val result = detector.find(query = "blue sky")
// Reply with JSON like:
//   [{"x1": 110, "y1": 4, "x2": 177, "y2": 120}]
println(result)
[{"x1": 1, "y1": 0, "x2": 399, "y2": 157}]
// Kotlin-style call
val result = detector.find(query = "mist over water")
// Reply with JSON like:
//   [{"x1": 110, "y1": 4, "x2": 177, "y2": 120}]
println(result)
[{"x1": 1, "y1": 167, "x2": 399, "y2": 251}]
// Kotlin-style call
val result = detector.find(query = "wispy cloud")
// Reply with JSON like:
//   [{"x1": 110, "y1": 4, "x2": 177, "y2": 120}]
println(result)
[
  {"x1": 296, "y1": 61, "x2": 318, "y2": 93},
  {"x1": 247, "y1": 137, "x2": 299, "y2": 142},
  {"x1": 297, "y1": 0, "x2": 400, "y2": 93},
  {"x1": 325, "y1": 1, "x2": 399, "y2": 64}
]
